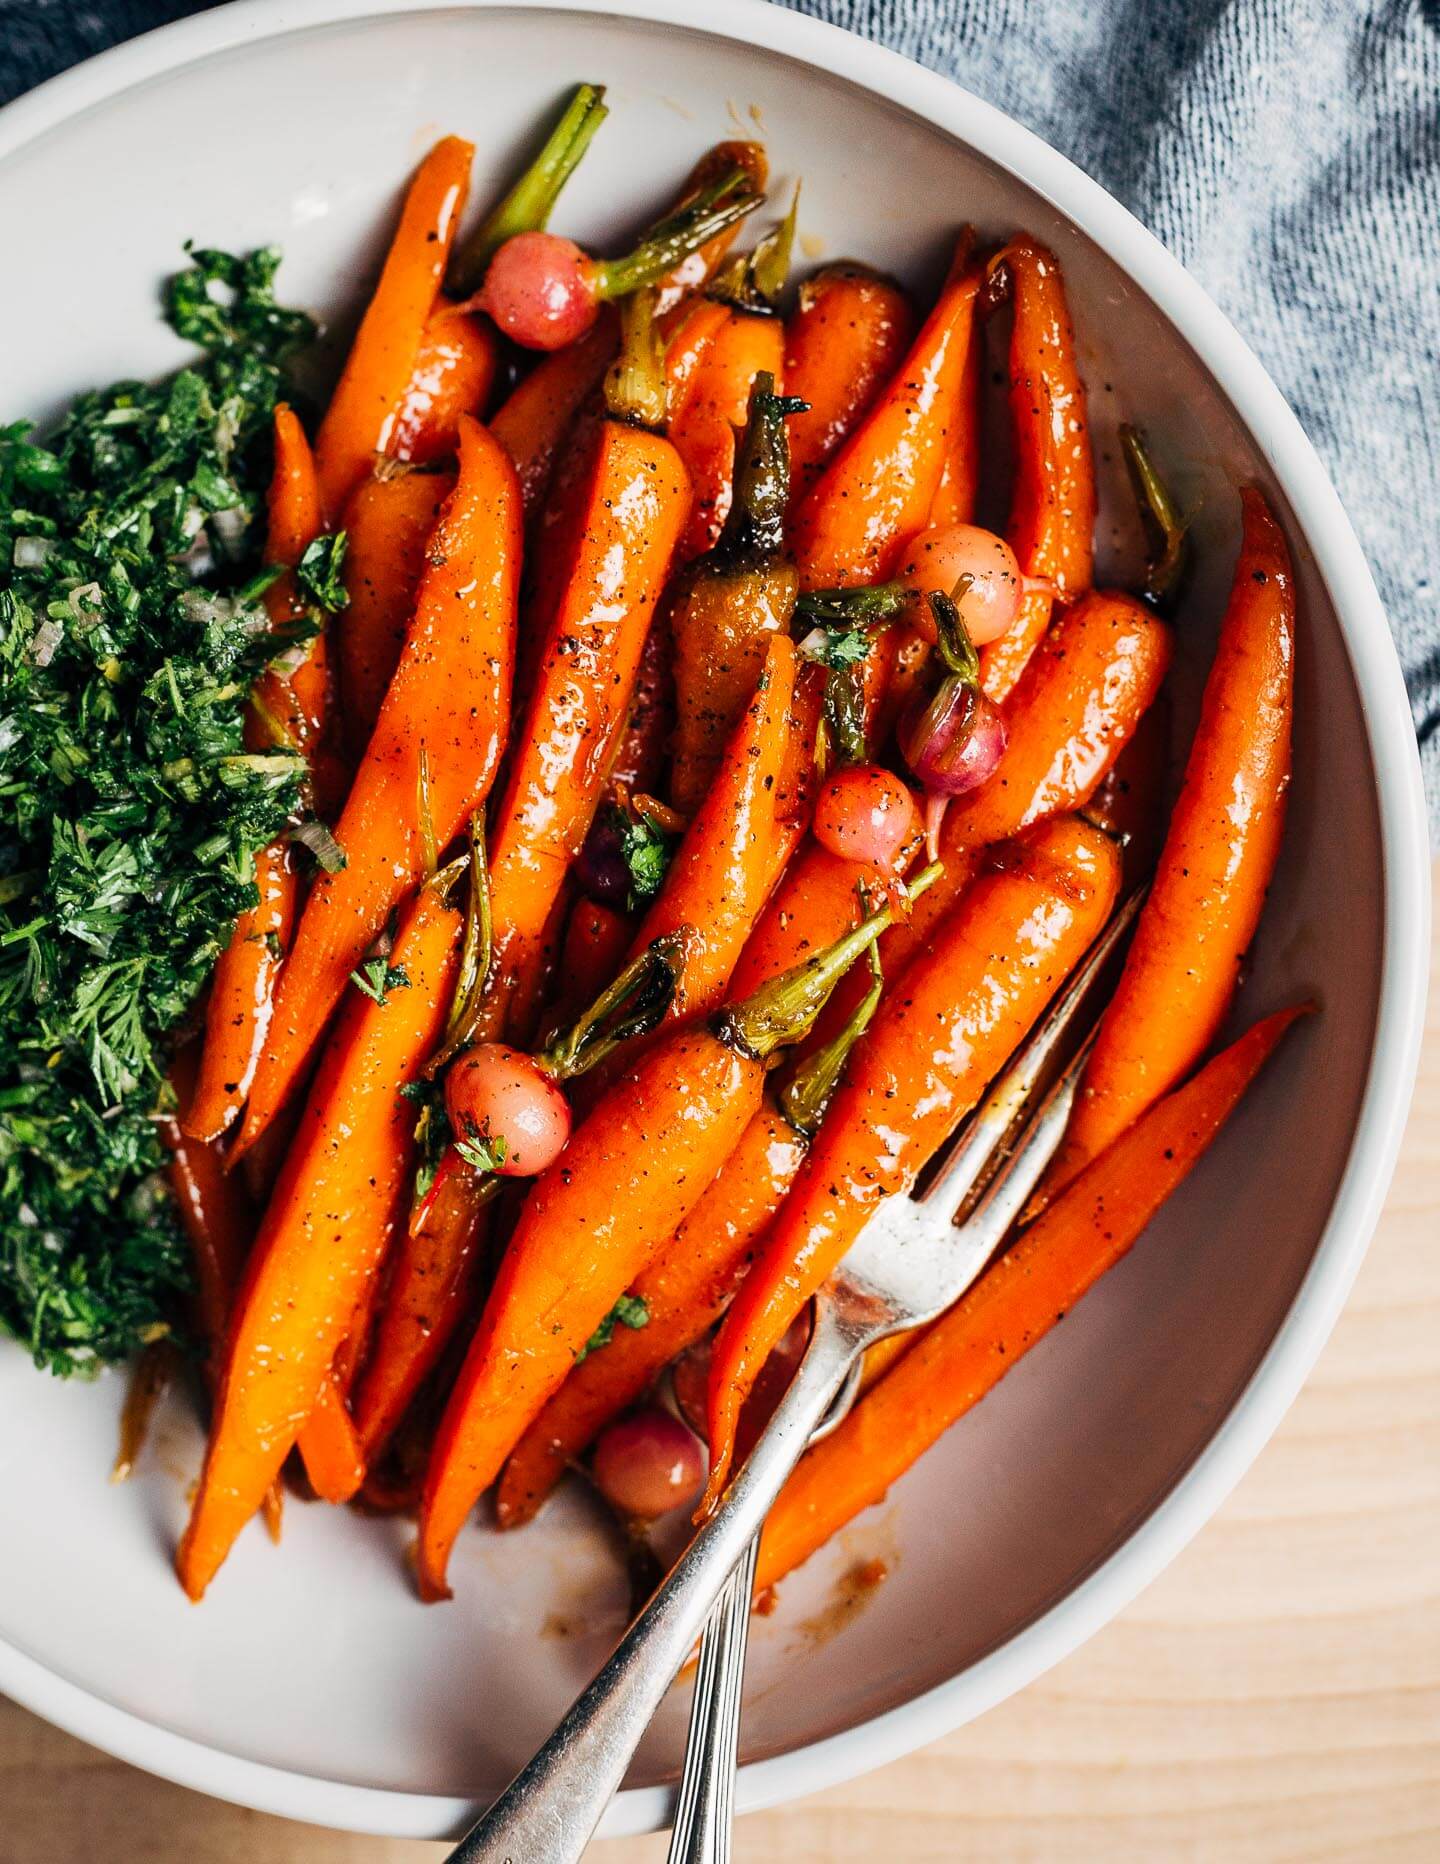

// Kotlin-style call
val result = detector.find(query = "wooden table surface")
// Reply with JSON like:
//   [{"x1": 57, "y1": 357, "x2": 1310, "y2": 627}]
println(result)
[{"x1": 3, "y1": 869, "x2": 1436, "y2": 1864}]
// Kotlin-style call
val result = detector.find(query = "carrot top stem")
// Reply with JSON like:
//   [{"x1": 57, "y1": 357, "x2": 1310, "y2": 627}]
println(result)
[
  {"x1": 605, "y1": 288, "x2": 668, "y2": 426},
  {"x1": 1120, "y1": 425, "x2": 1191, "y2": 614},
  {"x1": 717, "y1": 863, "x2": 940, "y2": 1062},
  {"x1": 795, "y1": 581, "x2": 911, "y2": 631},
  {"x1": 450, "y1": 82, "x2": 609, "y2": 290},
  {"x1": 534, "y1": 930, "x2": 690, "y2": 1082},
  {"x1": 710, "y1": 182, "x2": 801, "y2": 310},
  {"x1": 774, "y1": 945, "x2": 883, "y2": 1137},
  {"x1": 928, "y1": 585, "x2": 980, "y2": 682},
  {"x1": 713, "y1": 370, "x2": 808, "y2": 567},
  {"x1": 593, "y1": 169, "x2": 762, "y2": 301},
  {"x1": 427, "y1": 818, "x2": 492, "y2": 1076}
]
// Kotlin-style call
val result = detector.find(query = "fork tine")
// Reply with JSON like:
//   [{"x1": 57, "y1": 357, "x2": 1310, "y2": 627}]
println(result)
[{"x1": 917, "y1": 885, "x2": 1145, "y2": 1226}]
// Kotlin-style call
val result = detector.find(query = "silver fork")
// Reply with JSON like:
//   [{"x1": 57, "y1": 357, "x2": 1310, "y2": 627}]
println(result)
[
  {"x1": 663, "y1": 890, "x2": 1140, "y2": 1864},
  {"x1": 445, "y1": 895, "x2": 1138, "y2": 1864}
]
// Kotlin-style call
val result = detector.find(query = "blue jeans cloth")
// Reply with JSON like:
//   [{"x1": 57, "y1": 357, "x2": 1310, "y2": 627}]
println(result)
[{"x1": 4, "y1": 0, "x2": 1438, "y2": 830}]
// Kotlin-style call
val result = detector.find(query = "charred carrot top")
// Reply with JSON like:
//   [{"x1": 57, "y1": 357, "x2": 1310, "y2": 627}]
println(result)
[
  {"x1": 790, "y1": 236, "x2": 981, "y2": 590},
  {"x1": 177, "y1": 877, "x2": 467, "y2": 1600},
  {"x1": 335, "y1": 467, "x2": 455, "y2": 760},
  {"x1": 389, "y1": 301, "x2": 500, "y2": 466},
  {"x1": 183, "y1": 407, "x2": 325, "y2": 1143},
  {"x1": 313, "y1": 137, "x2": 474, "y2": 518},
  {"x1": 757, "y1": 1004, "x2": 1309, "y2": 1595},
  {"x1": 653, "y1": 140, "x2": 770, "y2": 315},
  {"x1": 783, "y1": 263, "x2": 917, "y2": 503},
  {"x1": 977, "y1": 236, "x2": 1096, "y2": 704},
  {"x1": 496, "y1": 954, "x2": 884, "y2": 1529},
  {"x1": 703, "y1": 813, "x2": 1122, "y2": 1506},
  {"x1": 417, "y1": 869, "x2": 937, "y2": 1597},
  {"x1": 235, "y1": 418, "x2": 520, "y2": 1156},
  {"x1": 668, "y1": 375, "x2": 804, "y2": 813},
  {"x1": 668, "y1": 307, "x2": 787, "y2": 561},
  {"x1": 480, "y1": 420, "x2": 690, "y2": 1044},
  {"x1": 1039, "y1": 488, "x2": 1295, "y2": 1202}
]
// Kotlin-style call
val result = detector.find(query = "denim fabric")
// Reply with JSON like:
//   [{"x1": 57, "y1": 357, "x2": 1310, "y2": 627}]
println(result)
[{"x1": 4, "y1": 0, "x2": 1438, "y2": 828}]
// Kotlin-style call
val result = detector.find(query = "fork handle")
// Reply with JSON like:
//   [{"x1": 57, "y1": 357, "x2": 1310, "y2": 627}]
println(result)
[
  {"x1": 445, "y1": 1297, "x2": 859, "y2": 1864},
  {"x1": 666, "y1": 1536, "x2": 759, "y2": 1864}
]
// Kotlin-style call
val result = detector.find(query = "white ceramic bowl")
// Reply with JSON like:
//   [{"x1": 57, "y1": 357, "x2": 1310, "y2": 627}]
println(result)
[{"x1": 0, "y1": 0, "x2": 1429, "y2": 1841}]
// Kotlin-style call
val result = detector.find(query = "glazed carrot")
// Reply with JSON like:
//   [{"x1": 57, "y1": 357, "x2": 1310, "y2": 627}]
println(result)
[
  {"x1": 489, "y1": 305, "x2": 620, "y2": 511},
  {"x1": 756, "y1": 1004, "x2": 1309, "y2": 1594},
  {"x1": 669, "y1": 375, "x2": 802, "y2": 812},
  {"x1": 418, "y1": 879, "x2": 927, "y2": 1597},
  {"x1": 177, "y1": 880, "x2": 465, "y2": 1600},
  {"x1": 789, "y1": 240, "x2": 981, "y2": 589},
  {"x1": 668, "y1": 305, "x2": 786, "y2": 561},
  {"x1": 1082, "y1": 692, "x2": 1171, "y2": 887},
  {"x1": 389, "y1": 301, "x2": 500, "y2": 465},
  {"x1": 336, "y1": 468, "x2": 455, "y2": 759},
  {"x1": 926, "y1": 320, "x2": 982, "y2": 526},
  {"x1": 183, "y1": 407, "x2": 324, "y2": 1143},
  {"x1": 480, "y1": 421, "x2": 689, "y2": 1042},
  {"x1": 296, "y1": 1380, "x2": 367, "y2": 1506},
  {"x1": 783, "y1": 264, "x2": 916, "y2": 502},
  {"x1": 653, "y1": 140, "x2": 770, "y2": 315},
  {"x1": 704, "y1": 814, "x2": 1122, "y2": 1503},
  {"x1": 496, "y1": 918, "x2": 883, "y2": 1528},
  {"x1": 978, "y1": 237, "x2": 1095, "y2": 704},
  {"x1": 313, "y1": 136, "x2": 474, "y2": 518},
  {"x1": 1039, "y1": 489, "x2": 1295, "y2": 1200},
  {"x1": 163, "y1": 1052, "x2": 286, "y2": 1541},
  {"x1": 728, "y1": 840, "x2": 874, "y2": 1002},
  {"x1": 236, "y1": 418, "x2": 520, "y2": 1154},
  {"x1": 495, "y1": 1103, "x2": 802, "y2": 1528},
  {"x1": 627, "y1": 634, "x2": 798, "y2": 1025},
  {"x1": 605, "y1": 603, "x2": 673, "y2": 797},
  {"x1": 557, "y1": 898, "x2": 634, "y2": 1011}
]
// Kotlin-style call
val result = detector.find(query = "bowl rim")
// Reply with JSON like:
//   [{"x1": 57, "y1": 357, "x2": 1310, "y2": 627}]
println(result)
[{"x1": 0, "y1": 0, "x2": 1429, "y2": 1841}]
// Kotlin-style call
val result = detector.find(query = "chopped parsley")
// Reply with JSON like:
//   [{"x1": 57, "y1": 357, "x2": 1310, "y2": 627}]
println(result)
[
  {"x1": 296, "y1": 531, "x2": 350, "y2": 613},
  {"x1": 349, "y1": 958, "x2": 411, "y2": 1007},
  {"x1": 0, "y1": 246, "x2": 315, "y2": 1374},
  {"x1": 578, "y1": 1292, "x2": 650, "y2": 1361},
  {"x1": 454, "y1": 1124, "x2": 508, "y2": 1174}
]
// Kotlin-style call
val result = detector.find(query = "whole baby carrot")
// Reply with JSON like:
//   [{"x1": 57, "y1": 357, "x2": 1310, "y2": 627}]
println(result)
[
  {"x1": 177, "y1": 878, "x2": 465, "y2": 1599},
  {"x1": 480, "y1": 419, "x2": 689, "y2": 1044},
  {"x1": 183, "y1": 406, "x2": 324, "y2": 1143},
  {"x1": 789, "y1": 237, "x2": 981, "y2": 589},
  {"x1": 1038, "y1": 488, "x2": 1295, "y2": 1201},
  {"x1": 489, "y1": 305, "x2": 620, "y2": 512},
  {"x1": 703, "y1": 814, "x2": 1122, "y2": 1504},
  {"x1": 313, "y1": 137, "x2": 474, "y2": 518},
  {"x1": 783, "y1": 263, "x2": 916, "y2": 503},
  {"x1": 756, "y1": 1004, "x2": 1308, "y2": 1594},
  {"x1": 496, "y1": 948, "x2": 882, "y2": 1528},
  {"x1": 235, "y1": 417, "x2": 520, "y2": 1155},
  {"x1": 336, "y1": 468, "x2": 455, "y2": 759},
  {"x1": 417, "y1": 875, "x2": 933, "y2": 1598},
  {"x1": 978, "y1": 236, "x2": 1096, "y2": 704}
]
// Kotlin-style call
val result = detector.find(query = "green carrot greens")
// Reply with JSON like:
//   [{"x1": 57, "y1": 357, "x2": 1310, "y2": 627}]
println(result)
[{"x1": 0, "y1": 247, "x2": 316, "y2": 1374}]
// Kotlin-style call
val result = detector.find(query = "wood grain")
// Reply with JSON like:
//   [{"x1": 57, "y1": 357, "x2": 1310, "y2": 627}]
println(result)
[{"x1": 2, "y1": 867, "x2": 1436, "y2": 1864}]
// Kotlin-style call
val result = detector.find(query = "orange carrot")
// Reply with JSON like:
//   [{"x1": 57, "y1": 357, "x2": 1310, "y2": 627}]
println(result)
[
  {"x1": 1040, "y1": 489, "x2": 1295, "y2": 1200},
  {"x1": 480, "y1": 422, "x2": 689, "y2": 1042},
  {"x1": 489, "y1": 305, "x2": 620, "y2": 511},
  {"x1": 668, "y1": 305, "x2": 786, "y2": 561},
  {"x1": 1082, "y1": 691, "x2": 1171, "y2": 886},
  {"x1": 557, "y1": 898, "x2": 634, "y2": 1011},
  {"x1": 978, "y1": 237, "x2": 1095, "y2": 704},
  {"x1": 495, "y1": 900, "x2": 883, "y2": 1528},
  {"x1": 183, "y1": 407, "x2": 323, "y2": 1143},
  {"x1": 925, "y1": 313, "x2": 982, "y2": 527},
  {"x1": 605, "y1": 603, "x2": 674, "y2": 797},
  {"x1": 313, "y1": 136, "x2": 473, "y2": 518},
  {"x1": 417, "y1": 878, "x2": 924, "y2": 1597},
  {"x1": 626, "y1": 634, "x2": 798, "y2": 1026},
  {"x1": 296, "y1": 1380, "x2": 367, "y2": 1506},
  {"x1": 789, "y1": 241, "x2": 981, "y2": 589},
  {"x1": 236, "y1": 418, "x2": 520, "y2": 1154},
  {"x1": 389, "y1": 301, "x2": 500, "y2": 465},
  {"x1": 336, "y1": 468, "x2": 455, "y2": 759},
  {"x1": 177, "y1": 880, "x2": 465, "y2": 1599},
  {"x1": 727, "y1": 839, "x2": 874, "y2": 1003},
  {"x1": 497, "y1": 1101, "x2": 804, "y2": 1528},
  {"x1": 757, "y1": 1004, "x2": 1309, "y2": 1594},
  {"x1": 704, "y1": 814, "x2": 1122, "y2": 1502},
  {"x1": 783, "y1": 264, "x2": 916, "y2": 503}
]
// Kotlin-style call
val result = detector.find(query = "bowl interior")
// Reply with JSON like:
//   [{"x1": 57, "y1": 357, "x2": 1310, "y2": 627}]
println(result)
[{"x1": 0, "y1": 0, "x2": 1383, "y2": 1822}]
